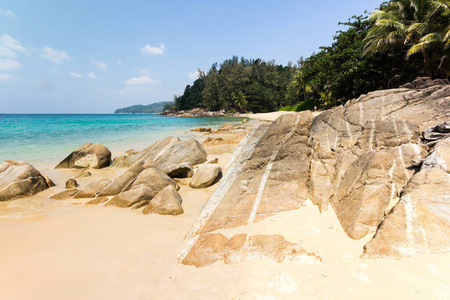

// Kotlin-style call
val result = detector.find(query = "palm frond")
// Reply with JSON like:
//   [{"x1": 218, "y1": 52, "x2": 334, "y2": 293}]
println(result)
[{"x1": 407, "y1": 42, "x2": 428, "y2": 56}]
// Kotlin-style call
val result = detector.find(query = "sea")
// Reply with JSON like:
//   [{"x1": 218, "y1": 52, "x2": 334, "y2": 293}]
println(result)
[{"x1": 0, "y1": 114, "x2": 245, "y2": 168}]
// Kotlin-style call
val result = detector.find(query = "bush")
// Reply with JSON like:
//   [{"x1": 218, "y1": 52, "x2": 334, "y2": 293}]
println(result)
[{"x1": 279, "y1": 98, "x2": 316, "y2": 112}]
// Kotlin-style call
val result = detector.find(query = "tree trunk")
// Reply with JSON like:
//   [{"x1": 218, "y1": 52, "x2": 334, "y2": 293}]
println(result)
[
  {"x1": 422, "y1": 49, "x2": 434, "y2": 79},
  {"x1": 438, "y1": 53, "x2": 449, "y2": 78}
]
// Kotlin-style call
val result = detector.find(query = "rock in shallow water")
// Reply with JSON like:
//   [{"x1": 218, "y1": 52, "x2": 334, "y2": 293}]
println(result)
[{"x1": 0, "y1": 160, "x2": 53, "y2": 201}]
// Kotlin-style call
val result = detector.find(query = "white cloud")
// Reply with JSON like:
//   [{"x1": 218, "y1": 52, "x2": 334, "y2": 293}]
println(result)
[
  {"x1": 0, "y1": 58, "x2": 23, "y2": 70},
  {"x1": 0, "y1": 73, "x2": 14, "y2": 81},
  {"x1": 140, "y1": 44, "x2": 165, "y2": 55},
  {"x1": 188, "y1": 71, "x2": 201, "y2": 80},
  {"x1": 88, "y1": 72, "x2": 97, "y2": 80},
  {"x1": 0, "y1": 34, "x2": 30, "y2": 58},
  {"x1": 124, "y1": 76, "x2": 162, "y2": 86},
  {"x1": 41, "y1": 46, "x2": 71, "y2": 63},
  {"x1": 70, "y1": 72, "x2": 83, "y2": 79},
  {"x1": 0, "y1": 9, "x2": 16, "y2": 17},
  {"x1": 91, "y1": 59, "x2": 107, "y2": 69}
]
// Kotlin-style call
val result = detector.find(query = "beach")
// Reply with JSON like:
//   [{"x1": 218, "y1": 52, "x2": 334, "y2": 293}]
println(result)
[{"x1": 0, "y1": 111, "x2": 449, "y2": 299}]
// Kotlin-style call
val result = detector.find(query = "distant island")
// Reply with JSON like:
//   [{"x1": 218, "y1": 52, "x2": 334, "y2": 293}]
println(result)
[{"x1": 114, "y1": 101, "x2": 173, "y2": 114}]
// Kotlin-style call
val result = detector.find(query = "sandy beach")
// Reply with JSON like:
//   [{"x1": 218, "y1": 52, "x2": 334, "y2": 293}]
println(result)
[{"x1": 0, "y1": 113, "x2": 449, "y2": 300}]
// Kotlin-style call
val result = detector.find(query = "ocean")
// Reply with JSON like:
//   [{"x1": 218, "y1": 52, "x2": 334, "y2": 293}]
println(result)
[{"x1": 0, "y1": 114, "x2": 245, "y2": 168}]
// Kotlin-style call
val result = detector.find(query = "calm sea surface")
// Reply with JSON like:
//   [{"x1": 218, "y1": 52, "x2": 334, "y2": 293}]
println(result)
[{"x1": 0, "y1": 114, "x2": 244, "y2": 168}]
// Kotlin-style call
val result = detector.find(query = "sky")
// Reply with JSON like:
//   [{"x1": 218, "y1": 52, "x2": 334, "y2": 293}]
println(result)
[{"x1": 0, "y1": 0, "x2": 383, "y2": 113}]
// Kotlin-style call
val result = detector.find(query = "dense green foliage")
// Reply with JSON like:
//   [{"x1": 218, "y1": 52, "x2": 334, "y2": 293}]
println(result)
[
  {"x1": 114, "y1": 101, "x2": 173, "y2": 114},
  {"x1": 174, "y1": 57, "x2": 298, "y2": 113},
  {"x1": 173, "y1": 0, "x2": 450, "y2": 113},
  {"x1": 365, "y1": 0, "x2": 450, "y2": 78}
]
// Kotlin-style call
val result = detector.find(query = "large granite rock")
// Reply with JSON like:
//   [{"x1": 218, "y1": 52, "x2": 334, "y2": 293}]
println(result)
[
  {"x1": 189, "y1": 164, "x2": 222, "y2": 189},
  {"x1": 73, "y1": 179, "x2": 111, "y2": 198},
  {"x1": 131, "y1": 167, "x2": 180, "y2": 193},
  {"x1": 110, "y1": 136, "x2": 207, "y2": 170},
  {"x1": 55, "y1": 143, "x2": 111, "y2": 169},
  {"x1": 142, "y1": 185, "x2": 183, "y2": 215},
  {"x1": 185, "y1": 112, "x2": 313, "y2": 239},
  {"x1": 0, "y1": 160, "x2": 53, "y2": 201},
  {"x1": 162, "y1": 162, "x2": 193, "y2": 178},
  {"x1": 362, "y1": 168, "x2": 450, "y2": 258}
]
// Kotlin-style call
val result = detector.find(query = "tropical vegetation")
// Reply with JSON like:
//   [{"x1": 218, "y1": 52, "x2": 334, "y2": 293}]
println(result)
[{"x1": 171, "y1": 0, "x2": 450, "y2": 113}]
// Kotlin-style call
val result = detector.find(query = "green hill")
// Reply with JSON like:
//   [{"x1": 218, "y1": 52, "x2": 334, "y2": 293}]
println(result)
[{"x1": 114, "y1": 101, "x2": 173, "y2": 114}]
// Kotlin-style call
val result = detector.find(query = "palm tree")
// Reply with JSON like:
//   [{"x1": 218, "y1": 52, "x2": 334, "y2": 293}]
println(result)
[{"x1": 365, "y1": 0, "x2": 449, "y2": 78}]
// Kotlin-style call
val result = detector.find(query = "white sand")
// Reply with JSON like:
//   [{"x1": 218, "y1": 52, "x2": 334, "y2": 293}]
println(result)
[{"x1": 0, "y1": 128, "x2": 449, "y2": 300}]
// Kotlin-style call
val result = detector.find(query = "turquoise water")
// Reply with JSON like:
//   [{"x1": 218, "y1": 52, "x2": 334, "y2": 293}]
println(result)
[{"x1": 0, "y1": 114, "x2": 244, "y2": 167}]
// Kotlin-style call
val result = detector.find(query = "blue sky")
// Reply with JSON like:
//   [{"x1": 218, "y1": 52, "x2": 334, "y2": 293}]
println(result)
[{"x1": 0, "y1": 0, "x2": 383, "y2": 113}]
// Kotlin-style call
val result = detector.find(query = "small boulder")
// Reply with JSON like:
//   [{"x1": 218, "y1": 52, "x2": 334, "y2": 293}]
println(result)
[
  {"x1": 105, "y1": 185, "x2": 155, "y2": 208},
  {"x1": 0, "y1": 160, "x2": 52, "y2": 201},
  {"x1": 55, "y1": 143, "x2": 111, "y2": 169},
  {"x1": 189, "y1": 164, "x2": 222, "y2": 189},
  {"x1": 73, "y1": 179, "x2": 111, "y2": 198},
  {"x1": 142, "y1": 185, "x2": 183, "y2": 215},
  {"x1": 132, "y1": 167, "x2": 180, "y2": 193},
  {"x1": 65, "y1": 179, "x2": 79, "y2": 189},
  {"x1": 50, "y1": 189, "x2": 79, "y2": 200},
  {"x1": 162, "y1": 162, "x2": 193, "y2": 178}
]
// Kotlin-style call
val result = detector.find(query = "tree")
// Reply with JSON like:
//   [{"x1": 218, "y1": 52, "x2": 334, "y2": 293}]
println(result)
[{"x1": 365, "y1": 0, "x2": 450, "y2": 78}]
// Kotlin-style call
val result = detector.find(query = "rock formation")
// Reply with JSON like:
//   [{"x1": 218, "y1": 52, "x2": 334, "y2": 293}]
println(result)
[
  {"x1": 179, "y1": 77, "x2": 450, "y2": 267},
  {"x1": 55, "y1": 143, "x2": 111, "y2": 169},
  {"x1": 189, "y1": 164, "x2": 222, "y2": 189},
  {"x1": 0, "y1": 160, "x2": 54, "y2": 201},
  {"x1": 142, "y1": 185, "x2": 183, "y2": 215}
]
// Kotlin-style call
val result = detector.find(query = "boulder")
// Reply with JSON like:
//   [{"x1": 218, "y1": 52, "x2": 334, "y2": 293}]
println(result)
[
  {"x1": 105, "y1": 185, "x2": 155, "y2": 208},
  {"x1": 65, "y1": 179, "x2": 79, "y2": 189},
  {"x1": 145, "y1": 138, "x2": 207, "y2": 170},
  {"x1": 162, "y1": 162, "x2": 193, "y2": 178},
  {"x1": 98, "y1": 160, "x2": 145, "y2": 196},
  {"x1": 362, "y1": 168, "x2": 450, "y2": 258},
  {"x1": 110, "y1": 137, "x2": 207, "y2": 170},
  {"x1": 421, "y1": 138, "x2": 450, "y2": 172},
  {"x1": 73, "y1": 179, "x2": 111, "y2": 198},
  {"x1": 50, "y1": 189, "x2": 79, "y2": 200},
  {"x1": 180, "y1": 233, "x2": 320, "y2": 268},
  {"x1": 189, "y1": 164, "x2": 222, "y2": 189},
  {"x1": 55, "y1": 143, "x2": 111, "y2": 169},
  {"x1": 422, "y1": 121, "x2": 450, "y2": 144},
  {"x1": 142, "y1": 185, "x2": 183, "y2": 215},
  {"x1": 0, "y1": 160, "x2": 53, "y2": 201},
  {"x1": 131, "y1": 167, "x2": 180, "y2": 194}
]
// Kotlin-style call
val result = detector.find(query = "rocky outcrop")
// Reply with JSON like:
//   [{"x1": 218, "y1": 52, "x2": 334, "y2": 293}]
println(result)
[
  {"x1": 142, "y1": 185, "x2": 183, "y2": 215},
  {"x1": 110, "y1": 137, "x2": 207, "y2": 169},
  {"x1": 179, "y1": 78, "x2": 450, "y2": 266},
  {"x1": 185, "y1": 112, "x2": 313, "y2": 239},
  {"x1": 362, "y1": 167, "x2": 450, "y2": 258},
  {"x1": 105, "y1": 185, "x2": 155, "y2": 208},
  {"x1": 189, "y1": 164, "x2": 222, "y2": 189},
  {"x1": 0, "y1": 160, "x2": 53, "y2": 201},
  {"x1": 73, "y1": 179, "x2": 111, "y2": 198},
  {"x1": 161, "y1": 108, "x2": 239, "y2": 117},
  {"x1": 55, "y1": 143, "x2": 111, "y2": 169},
  {"x1": 179, "y1": 233, "x2": 320, "y2": 268}
]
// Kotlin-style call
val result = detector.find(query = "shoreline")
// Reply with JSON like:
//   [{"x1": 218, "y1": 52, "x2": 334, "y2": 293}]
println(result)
[{"x1": 0, "y1": 110, "x2": 449, "y2": 299}]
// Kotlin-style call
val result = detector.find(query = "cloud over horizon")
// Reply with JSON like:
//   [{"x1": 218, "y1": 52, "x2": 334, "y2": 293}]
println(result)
[
  {"x1": 140, "y1": 44, "x2": 166, "y2": 55},
  {"x1": 88, "y1": 72, "x2": 97, "y2": 80},
  {"x1": 124, "y1": 76, "x2": 162, "y2": 86},
  {"x1": 41, "y1": 46, "x2": 71, "y2": 63}
]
